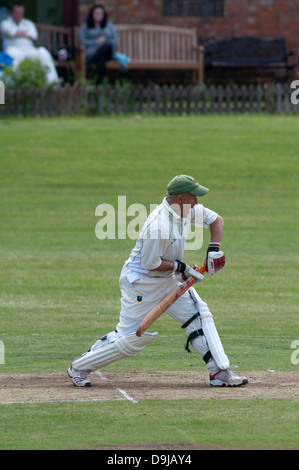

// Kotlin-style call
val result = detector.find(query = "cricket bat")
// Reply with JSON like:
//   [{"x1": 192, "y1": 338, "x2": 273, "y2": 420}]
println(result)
[{"x1": 136, "y1": 265, "x2": 206, "y2": 337}]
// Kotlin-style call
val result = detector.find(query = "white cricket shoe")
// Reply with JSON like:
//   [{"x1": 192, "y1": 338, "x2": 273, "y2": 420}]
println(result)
[
  {"x1": 210, "y1": 369, "x2": 248, "y2": 387},
  {"x1": 68, "y1": 366, "x2": 91, "y2": 387}
]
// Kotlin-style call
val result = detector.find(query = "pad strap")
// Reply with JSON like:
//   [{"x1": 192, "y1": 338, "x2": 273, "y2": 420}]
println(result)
[
  {"x1": 203, "y1": 350, "x2": 213, "y2": 364},
  {"x1": 184, "y1": 328, "x2": 204, "y2": 353},
  {"x1": 181, "y1": 313, "x2": 202, "y2": 353},
  {"x1": 181, "y1": 312, "x2": 212, "y2": 360},
  {"x1": 181, "y1": 312, "x2": 200, "y2": 329}
]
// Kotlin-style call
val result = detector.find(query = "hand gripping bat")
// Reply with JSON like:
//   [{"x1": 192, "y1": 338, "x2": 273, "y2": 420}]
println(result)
[{"x1": 136, "y1": 264, "x2": 206, "y2": 337}]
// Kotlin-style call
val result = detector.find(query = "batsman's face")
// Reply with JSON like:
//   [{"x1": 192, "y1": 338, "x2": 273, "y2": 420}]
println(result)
[{"x1": 180, "y1": 193, "x2": 198, "y2": 217}]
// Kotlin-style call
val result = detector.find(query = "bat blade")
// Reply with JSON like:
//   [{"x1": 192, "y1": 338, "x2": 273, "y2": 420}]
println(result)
[{"x1": 136, "y1": 265, "x2": 206, "y2": 337}]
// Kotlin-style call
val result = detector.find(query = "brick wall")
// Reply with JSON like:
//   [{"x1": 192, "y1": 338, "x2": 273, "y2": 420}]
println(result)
[{"x1": 79, "y1": 0, "x2": 299, "y2": 77}]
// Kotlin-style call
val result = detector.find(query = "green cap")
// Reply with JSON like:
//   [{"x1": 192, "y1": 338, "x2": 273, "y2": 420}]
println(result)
[{"x1": 167, "y1": 175, "x2": 209, "y2": 197}]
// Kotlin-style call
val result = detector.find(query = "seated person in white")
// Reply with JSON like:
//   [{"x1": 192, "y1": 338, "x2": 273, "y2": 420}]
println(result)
[{"x1": 1, "y1": 3, "x2": 59, "y2": 83}]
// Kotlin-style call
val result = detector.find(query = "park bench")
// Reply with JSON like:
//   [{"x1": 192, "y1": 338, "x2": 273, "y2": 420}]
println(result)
[
  {"x1": 36, "y1": 24, "x2": 81, "y2": 81},
  {"x1": 200, "y1": 36, "x2": 297, "y2": 82},
  {"x1": 75, "y1": 24, "x2": 204, "y2": 84}
]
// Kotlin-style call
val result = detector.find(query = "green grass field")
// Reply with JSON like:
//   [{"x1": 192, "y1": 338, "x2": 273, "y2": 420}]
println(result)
[{"x1": 0, "y1": 114, "x2": 298, "y2": 450}]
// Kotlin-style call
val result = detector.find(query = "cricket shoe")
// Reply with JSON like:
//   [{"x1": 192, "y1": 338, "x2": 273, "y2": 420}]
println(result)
[
  {"x1": 209, "y1": 368, "x2": 248, "y2": 387},
  {"x1": 68, "y1": 366, "x2": 91, "y2": 387}
]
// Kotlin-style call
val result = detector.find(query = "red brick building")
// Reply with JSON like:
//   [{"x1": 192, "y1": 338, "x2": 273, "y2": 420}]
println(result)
[{"x1": 78, "y1": 0, "x2": 299, "y2": 78}]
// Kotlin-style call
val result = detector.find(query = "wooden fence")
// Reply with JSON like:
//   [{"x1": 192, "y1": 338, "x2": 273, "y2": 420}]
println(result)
[{"x1": 0, "y1": 83, "x2": 298, "y2": 117}]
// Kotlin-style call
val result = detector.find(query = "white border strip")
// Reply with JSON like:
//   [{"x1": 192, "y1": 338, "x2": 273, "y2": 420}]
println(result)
[
  {"x1": 95, "y1": 371, "x2": 138, "y2": 404},
  {"x1": 114, "y1": 387, "x2": 138, "y2": 404}
]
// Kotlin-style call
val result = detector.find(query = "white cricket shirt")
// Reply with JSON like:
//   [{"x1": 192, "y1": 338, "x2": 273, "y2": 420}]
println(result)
[
  {"x1": 1, "y1": 16, "x2": 38, "y2": 49},
  {"x1": 125, "y1": 197, "x2": 218, "y2": 286}
]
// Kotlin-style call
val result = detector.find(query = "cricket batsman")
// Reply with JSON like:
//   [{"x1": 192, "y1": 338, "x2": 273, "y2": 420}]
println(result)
[{"x1": 68, "y1": 175, "x2": 248, "y2": 388}]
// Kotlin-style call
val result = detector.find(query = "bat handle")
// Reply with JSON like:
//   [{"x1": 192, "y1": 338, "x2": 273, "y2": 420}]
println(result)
[
  {"x1": 136, "y1": 264, "x2": 206, "y2": 337},
  {"x1": 197, "y1": 265, "x2": 206, "y2": 275},
  {"x1": 190, "y1": 264, "x2": 206, "y2": 279}
]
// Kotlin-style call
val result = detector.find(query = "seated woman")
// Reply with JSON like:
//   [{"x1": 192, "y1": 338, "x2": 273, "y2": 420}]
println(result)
[{"x1": 79, "y1": 4, "x2": 118, "y2": 84}]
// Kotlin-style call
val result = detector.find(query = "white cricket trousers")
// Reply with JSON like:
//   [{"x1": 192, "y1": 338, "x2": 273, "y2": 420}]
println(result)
[
  {"x1": 116, "y1": 266, "x2": 204, "y2": 335},
  {"x1": 116, "y1": 266, "x2": 222, "y2": 374},
  {"x1": 5, "y1": 45, "x2": 59, "y2": 83}
]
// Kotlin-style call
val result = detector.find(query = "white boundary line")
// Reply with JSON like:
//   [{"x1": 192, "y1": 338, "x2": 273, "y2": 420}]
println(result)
[
  {"x1": 95, "y1": 371, "x2": 138, "y2": 404},
  {"x1": 115, "y1": 387, "x2": 138, "y2": 404}
]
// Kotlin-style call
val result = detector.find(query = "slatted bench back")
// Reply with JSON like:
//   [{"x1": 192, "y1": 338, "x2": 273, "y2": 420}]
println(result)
[
  {"x1": 116, "y1": 25, "x2": 197, "y2": 63},
  {"x1": 36, "y1": 24, "x2": 73, "y2": 52}
]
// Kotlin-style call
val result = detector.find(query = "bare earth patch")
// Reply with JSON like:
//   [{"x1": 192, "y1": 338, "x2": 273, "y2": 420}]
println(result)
[{"x1": 0, "y1": 370, "x2": 298, "y2": 404}]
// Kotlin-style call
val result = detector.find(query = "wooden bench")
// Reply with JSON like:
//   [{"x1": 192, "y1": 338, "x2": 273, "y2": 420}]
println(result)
[
  {"x1": 75, "y1": 24, "x2": 204, "y2": 84},
  {"x1": 36, "y1": 24, "x2": 82, "y2": 81},
  {"x1": 201, "y1": 36, "x2": 297, "y2": 82}
]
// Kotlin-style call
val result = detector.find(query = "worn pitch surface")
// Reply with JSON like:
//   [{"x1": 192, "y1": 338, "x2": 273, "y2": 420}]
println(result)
[{"x1": 0, "y1": 371, "x2": 298, "y2": 404}]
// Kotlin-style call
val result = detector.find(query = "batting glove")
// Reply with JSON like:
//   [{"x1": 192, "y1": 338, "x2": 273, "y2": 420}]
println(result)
[
  {"x1": 174, "y1": 260, "x2": 204, "y2": 282},
  {"x1": 205, "y1": 242, "x2": 225, "y2": 276}
]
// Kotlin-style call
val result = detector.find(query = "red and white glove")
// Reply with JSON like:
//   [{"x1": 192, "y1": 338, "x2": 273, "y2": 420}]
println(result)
[
  {"x1": 205, "y1": 242, "x2": 225, "y2": 276},
  {"x1": 174, "y1": 260, "x2": 204, "y2": 282}
]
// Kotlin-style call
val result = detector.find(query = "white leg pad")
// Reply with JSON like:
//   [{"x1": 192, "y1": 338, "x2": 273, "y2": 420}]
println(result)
[
  {"x1": 200, "y1": 310, "x2": 230, "y2": 370},
  {"x1": 188, "y1": 288, "x2": 230, "y2": 370},
  {"x1": 71, "y1": 331, "x2": 157, "y2": 372}
]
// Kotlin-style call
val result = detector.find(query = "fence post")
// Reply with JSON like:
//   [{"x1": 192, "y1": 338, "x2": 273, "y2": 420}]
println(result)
[
  {"x1": 264, "y1": 83, "x2": 277, "y2": 114},
  {"x1": 275, "y1": 83, "x2": 282, "y2": 114},
  {"x1": 256, "y1": 84, "x2": 263, "y2": 113},
  {"x1": 225, "y1": 85, "x2": 232, "y2": 113}
]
